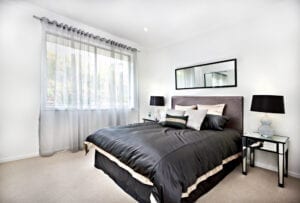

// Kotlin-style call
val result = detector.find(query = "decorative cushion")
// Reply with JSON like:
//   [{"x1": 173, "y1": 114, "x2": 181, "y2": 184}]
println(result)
[
  {"x1": 159, "y1": 109, "x2": 185, "y2": 122},
  {"x1": 160, "y1": 114, "x2": 188, "y2": 129},
  {"x1": 185, "y1": 109, "x2": 208, "y2": 131},
  {"x1": 197, "y1": 104, "x2": 225, "y2": 115},
  {"x1": 201, "y1": 114, "x2": 230, "y2": 131},
  {"x1": 175, "y1": 105, "x2": 197, "y2": 111}
]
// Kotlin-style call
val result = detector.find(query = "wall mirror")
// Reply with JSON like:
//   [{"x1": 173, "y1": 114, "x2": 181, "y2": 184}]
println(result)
[{"x1": 175, "y1": 59, "x2": 237, "y2": 90}]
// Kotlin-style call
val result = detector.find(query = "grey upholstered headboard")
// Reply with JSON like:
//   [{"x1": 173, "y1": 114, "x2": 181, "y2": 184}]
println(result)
[{"x1": 171, "y1": 96, "x2": 244, "y2": 134}]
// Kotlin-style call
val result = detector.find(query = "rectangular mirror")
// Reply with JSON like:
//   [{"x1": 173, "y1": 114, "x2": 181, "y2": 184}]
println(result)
[{"x1": 175, "y1": 59, "x2": 237, "y2": 89}]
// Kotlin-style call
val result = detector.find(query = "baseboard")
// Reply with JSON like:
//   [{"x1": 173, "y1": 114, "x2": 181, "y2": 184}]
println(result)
[
  {"x1": 0, "y1": 153, "x2": 39, "y2": 163},
  {"x1": 255, "y1": 161, "x2": 300, "y2": 179}
]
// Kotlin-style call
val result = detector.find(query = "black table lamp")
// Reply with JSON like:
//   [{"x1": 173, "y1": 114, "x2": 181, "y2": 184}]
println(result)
[
  {"x1": 149, "y1": 96, "x2": 165, "y2": 121},
  {"x1": 250, "y1": 95, "x2": 285, "y2": 137},
  {"x1": 150, "y1": 96, "x2": 165, "y2": 106}
]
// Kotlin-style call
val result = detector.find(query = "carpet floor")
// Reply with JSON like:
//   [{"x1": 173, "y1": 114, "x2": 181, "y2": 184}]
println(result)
[{"x1": 0, "y1": 149, "x2": 299, "y2": 203}]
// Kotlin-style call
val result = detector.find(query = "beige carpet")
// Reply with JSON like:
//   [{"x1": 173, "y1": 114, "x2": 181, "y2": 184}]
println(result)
[{"x1": 0, "y1": 150, "x2": 299, "y2": 203}]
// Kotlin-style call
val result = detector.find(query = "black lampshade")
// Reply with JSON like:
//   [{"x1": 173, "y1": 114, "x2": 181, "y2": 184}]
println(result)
[
  {"x1": 150, "y1": 96, "x2": 164, "y2": 106},
  {"x1": 251, "y1": 95, "x2": 285, "y2": 114}
]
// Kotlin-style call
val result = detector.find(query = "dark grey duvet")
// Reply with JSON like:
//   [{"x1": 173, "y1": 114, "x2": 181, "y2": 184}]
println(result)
[{"x1": 86, "y1": 122, "x2": 241, "y2": 203}]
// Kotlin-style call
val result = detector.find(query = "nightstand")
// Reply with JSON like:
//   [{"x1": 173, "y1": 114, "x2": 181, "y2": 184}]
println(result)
[
  {"x1": 142, "y1": 118, "x2": 157, "y2": 123},
  {"x1": 242, "y1": 132, "x2": 289, "y2": 187}
]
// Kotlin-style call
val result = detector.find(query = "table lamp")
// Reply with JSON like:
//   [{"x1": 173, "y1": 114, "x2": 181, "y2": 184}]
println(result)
[
  {"x1": 150, "y1": 96, "x2": 165, "y2": 121},
  {"x1": 250, "y1": 95, "x2": 285, "y2": 137}
]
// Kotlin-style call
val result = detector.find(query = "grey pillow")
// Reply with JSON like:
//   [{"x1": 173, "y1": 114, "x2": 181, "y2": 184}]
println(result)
[{"x1": 201, "y1": 114, "x2": 229, "y2": 131}]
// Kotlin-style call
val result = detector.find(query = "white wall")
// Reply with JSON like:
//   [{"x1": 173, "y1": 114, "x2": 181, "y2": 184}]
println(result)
[
  {"x1": 0, "y1": 0, "x2": 141, "y2": 163},
  {"x1": 139, "y1": 1, "x2": 300, "y2": 177}
]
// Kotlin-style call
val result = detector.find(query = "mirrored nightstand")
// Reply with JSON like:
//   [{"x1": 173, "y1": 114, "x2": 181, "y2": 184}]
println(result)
[{"x1": 242, "y1": 132, "x2": 289, "y2": 187}]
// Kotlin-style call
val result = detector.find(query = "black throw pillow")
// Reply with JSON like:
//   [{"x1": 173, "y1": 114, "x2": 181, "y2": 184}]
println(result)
[{"x1": 201, "y1": 114, "x2": 229, "y2": 131}]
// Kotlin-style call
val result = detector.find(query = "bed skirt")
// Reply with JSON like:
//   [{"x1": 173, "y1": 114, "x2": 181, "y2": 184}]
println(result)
[{"x1": 94, "y1": 150, "x2": 240, "y2": 203}]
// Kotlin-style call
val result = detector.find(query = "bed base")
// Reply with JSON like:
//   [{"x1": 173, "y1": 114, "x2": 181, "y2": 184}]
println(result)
[{"x1": 94, "y1": 150, "x2": 240, "y2": 203}]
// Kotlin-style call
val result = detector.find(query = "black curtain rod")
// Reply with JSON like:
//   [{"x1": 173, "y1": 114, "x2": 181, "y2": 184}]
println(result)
[{"x1": 33, "y1": 15, "x2": 138, "y2": 52}]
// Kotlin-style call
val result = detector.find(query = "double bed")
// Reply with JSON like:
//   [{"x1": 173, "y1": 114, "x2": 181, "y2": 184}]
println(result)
[{"x1": 85, "y1": 96, "x2": 244, "y2": 203}]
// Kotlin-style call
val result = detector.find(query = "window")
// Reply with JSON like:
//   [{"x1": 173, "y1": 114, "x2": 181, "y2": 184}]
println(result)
[{"x1": 45, "y1": 33, "x2": 135, "y2": 110}]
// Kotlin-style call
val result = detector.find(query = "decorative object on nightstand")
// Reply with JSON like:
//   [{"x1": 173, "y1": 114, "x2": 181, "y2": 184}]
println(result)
[
  {"x1": 149, "y1": 96, "x2": 165, "y2": 121},
  {"x1": 250, "y1": 95, "x2": 285, "y2": 137},
  {"x1": 242, "y1": 132, "x2": 289, "y2": 187}
]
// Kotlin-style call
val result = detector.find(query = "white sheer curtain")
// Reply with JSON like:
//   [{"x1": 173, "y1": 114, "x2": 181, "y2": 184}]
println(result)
[{"x1": 39, "y1": 22, "x2": 138, "y2": 156}]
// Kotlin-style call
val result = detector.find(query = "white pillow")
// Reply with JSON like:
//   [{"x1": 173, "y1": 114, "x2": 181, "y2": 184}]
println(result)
[
  {"x1": 167, "y1": 109, "x2": 185, "y2": 116},
  {"x1": 175, "y1": 105, "x2": 197, "y2": 111},
  {"x1": 197, "y1": 104, "x2": 225, "y2": 116},
  {"x1": 159, "y1": 109, "x2": 185, "y2": 122},
  {"x1": 185, "y1": 109, "x2": 208, "y2": 131}
]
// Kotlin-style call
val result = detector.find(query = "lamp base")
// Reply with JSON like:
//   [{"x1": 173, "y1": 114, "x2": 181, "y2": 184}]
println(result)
[
  {"x1": 258, "y1": 117, "x2": 274, "y2": 137},
  {"x1": 153, "y1": 108, "x2": 161, "y2": 121}
]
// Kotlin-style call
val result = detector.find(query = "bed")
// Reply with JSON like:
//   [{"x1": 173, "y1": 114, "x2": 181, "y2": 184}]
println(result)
[{"x1": 85, "y1": 96, "x2": 243, "y2": 203}]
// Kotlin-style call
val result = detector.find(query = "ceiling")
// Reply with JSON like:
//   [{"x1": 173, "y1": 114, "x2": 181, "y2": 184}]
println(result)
[{"x1": 23, "y1": 0, "x2": 278, "y2": 50}]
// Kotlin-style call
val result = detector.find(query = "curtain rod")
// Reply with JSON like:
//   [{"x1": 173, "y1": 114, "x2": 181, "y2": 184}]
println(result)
[{"x1": 33, "y1": 15, "x2": 138, "y2": 52}]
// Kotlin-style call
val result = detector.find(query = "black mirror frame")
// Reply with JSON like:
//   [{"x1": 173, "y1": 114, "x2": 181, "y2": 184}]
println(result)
[{"x1": 175, "y1": 58, "x2": 237, "y2": 90}]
